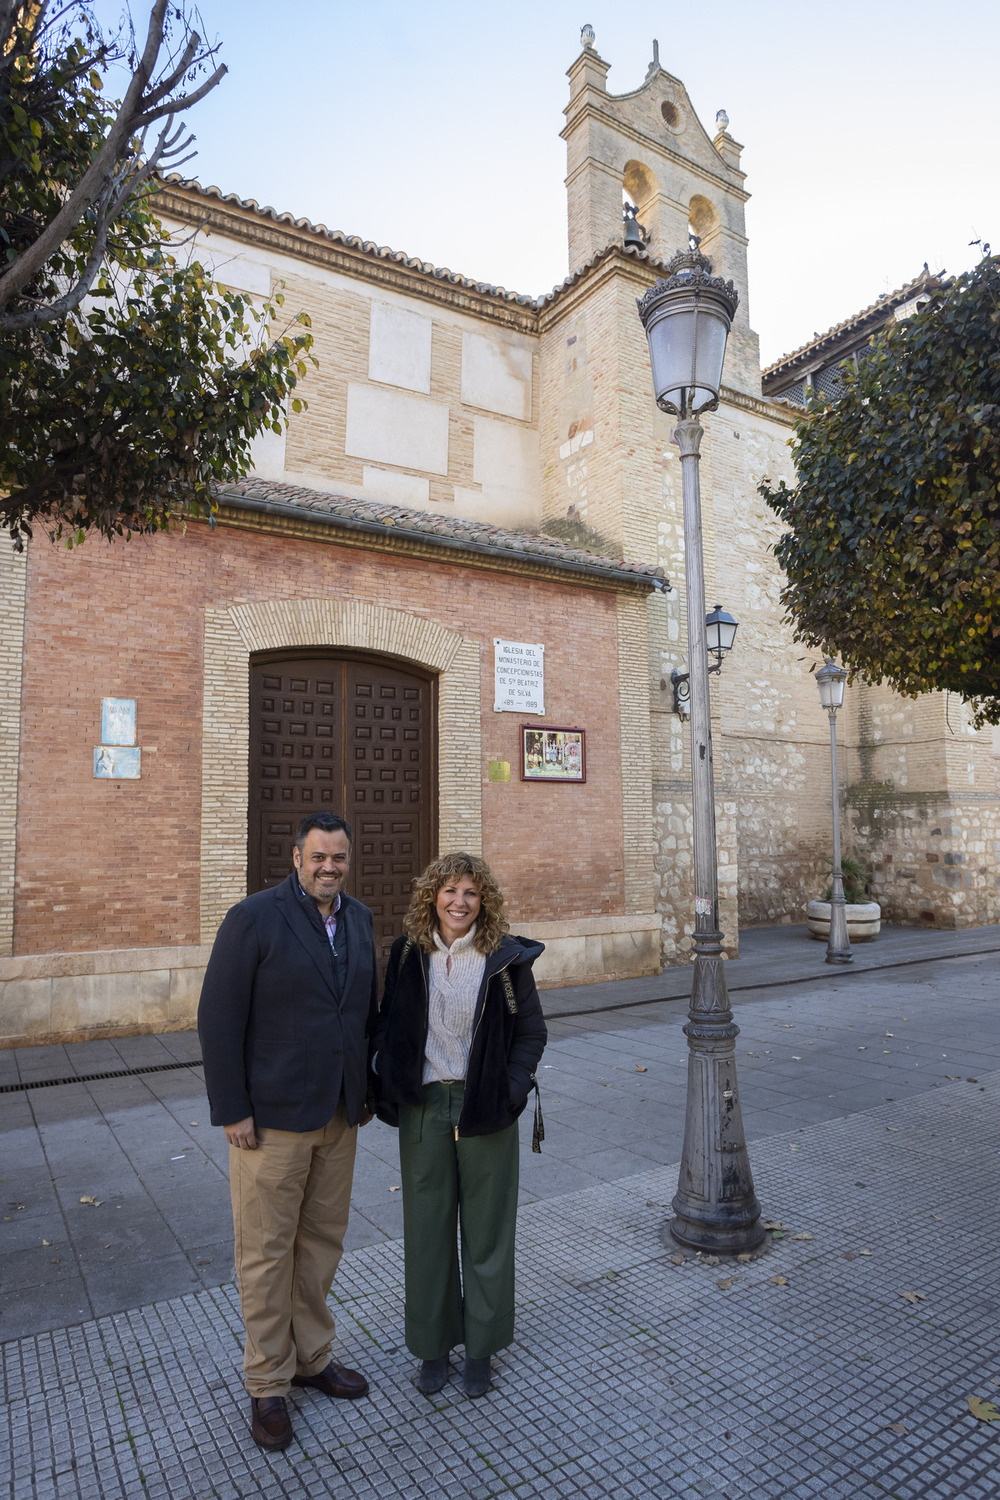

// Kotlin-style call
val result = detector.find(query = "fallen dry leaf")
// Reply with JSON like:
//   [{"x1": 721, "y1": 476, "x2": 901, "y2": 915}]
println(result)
[
  {"x1": 761, "y1": 1221, "x2": 786, "y2": 1231},
  {"x1": 717, "y1": 1277, "x2": 733, "y2": 1290},
  {"x1": 670, "y1": 1253, "x2": 685, "y2": 1265},
  {"x1": 635, "y1": 1065, "x2": 647, "y2": 1073},
  {"x1": 859, "y1": 1249, "x2": 873, "y2": 1257},
  {"x1": 899, "y1": 1290, "x2": 927, "y2": 1305},
  {"x1": 389, "y1": 1185, "x2": 400, "y2": 1193},
  {"x1": 41, "y1": 1239, "x2": 50, "y2": 1246},
  {"x1": 769, "y1": 1276, "x2": 788, "y2": 1286},
  {"x1": 883, "y1": 1423, "x2": 907, "y2": 1435},
  {"x1": 737, "y1": 1253, "x2": 753, "y2": 1263},
  {"x1": 792, "y1": 1232, "x2": 814, "y2": 1241},
  {"x1": 79, "y1": 1196, "x2": 102, "y2": 1207},
  {"x1": 968, "y1": 1396, "x2": 1000, "y2": 1422},
  {"x1": 931, "y1": 1215, "x2": 943, "y2": 1221}
]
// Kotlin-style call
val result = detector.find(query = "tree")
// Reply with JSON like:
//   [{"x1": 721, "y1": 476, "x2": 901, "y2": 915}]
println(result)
[
  {"x1": 0, "y1": 1, "x2": 314, "y2": 547},
  {"x1": 761, "y1": 254, "x2": 1000, "y2": 725}
]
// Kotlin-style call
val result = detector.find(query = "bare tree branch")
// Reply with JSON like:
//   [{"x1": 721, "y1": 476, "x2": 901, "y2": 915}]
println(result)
[{"x1": 0, "y1": 0, "x2": 226, "y2": 322}]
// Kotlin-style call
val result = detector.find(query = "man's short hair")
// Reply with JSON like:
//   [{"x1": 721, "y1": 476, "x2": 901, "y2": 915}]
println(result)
[{"x1": 295, "y1": 813, "x2": 353, "y2": 852}]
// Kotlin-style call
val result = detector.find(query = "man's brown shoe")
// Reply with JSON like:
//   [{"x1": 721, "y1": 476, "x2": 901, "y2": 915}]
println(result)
[
  {"x1": 292, "y1": 1360, "x2": 369, "y2": 1400},
  {"x1": 250, "y1": 1396, "x2": 292, "y2": 1450}
]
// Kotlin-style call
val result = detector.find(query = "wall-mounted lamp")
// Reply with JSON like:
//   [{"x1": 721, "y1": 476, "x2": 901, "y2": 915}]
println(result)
[{"x1": 669, "y1": 604, "x2": 739, "y2": 715}]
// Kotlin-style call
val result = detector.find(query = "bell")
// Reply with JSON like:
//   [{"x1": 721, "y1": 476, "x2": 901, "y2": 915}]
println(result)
[{"x1": 623, "y1": 204, "x2": 648, "y2": 251}]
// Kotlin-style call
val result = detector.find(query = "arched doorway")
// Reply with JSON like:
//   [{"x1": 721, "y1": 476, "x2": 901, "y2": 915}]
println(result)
[{"x1": 248, "y1": 651, "x2": 437, "y2": 967}]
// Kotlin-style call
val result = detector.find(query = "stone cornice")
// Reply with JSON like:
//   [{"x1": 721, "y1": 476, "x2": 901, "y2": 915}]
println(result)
[
  {"x1": 154, "y1": 184, "x2": 541, "y2": 335},
  {"x1": 718, "y1": 386, "x2": 798, "y2": 427},
  {"x1": 209, "y1": 494, "x2": 664, "y2": 595}
]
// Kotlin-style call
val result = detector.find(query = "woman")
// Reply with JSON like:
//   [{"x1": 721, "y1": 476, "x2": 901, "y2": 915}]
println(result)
[{"x1": 373, "y1": 852, "x2": 547, "y2": 1398}]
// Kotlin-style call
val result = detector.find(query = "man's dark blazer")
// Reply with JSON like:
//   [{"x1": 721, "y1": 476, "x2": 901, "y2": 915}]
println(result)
[{"x1": 198, "y1": 875, "x2": 378, "y2": 1132}]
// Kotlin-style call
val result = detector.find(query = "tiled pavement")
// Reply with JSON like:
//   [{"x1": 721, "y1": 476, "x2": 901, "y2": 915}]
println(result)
[
  {"x1": 4, "y1": 927, "x2": 1000, "y2": 1496},
  {"x1": 4, "y1": 1077, "x2": 1000, "y2": 1499}
]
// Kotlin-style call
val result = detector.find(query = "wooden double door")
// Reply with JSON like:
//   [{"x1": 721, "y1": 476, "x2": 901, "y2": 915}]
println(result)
[{"x1": 248, "y1": 652, "x2": 437, "y2": 967}]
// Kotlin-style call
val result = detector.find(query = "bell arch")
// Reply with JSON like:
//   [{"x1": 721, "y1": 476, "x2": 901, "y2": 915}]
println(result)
[
  {"x1": 623, "y1": 158, "x2": 658, "y2": 230},
  {"x1": 688, "y1": 194, "x2": 722, "y2": 263}
]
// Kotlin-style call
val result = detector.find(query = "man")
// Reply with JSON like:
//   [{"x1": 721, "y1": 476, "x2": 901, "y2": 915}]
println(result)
[{"x1": 198, "y1": 812, "x2": 378, "y2": 1452}]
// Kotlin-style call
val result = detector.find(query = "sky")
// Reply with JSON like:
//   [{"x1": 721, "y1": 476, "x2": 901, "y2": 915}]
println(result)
[{"x1": 93, "y1": 0, "x2": 999, "y2": 365}]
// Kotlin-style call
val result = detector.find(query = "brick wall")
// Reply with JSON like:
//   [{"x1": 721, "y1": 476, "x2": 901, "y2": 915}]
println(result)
[
  {"x1": 0, "y1": 543, "x2": 27, "y2": 956},
  {"x1": 14, "y1": 523, "x2": 631, "y2": 956}
]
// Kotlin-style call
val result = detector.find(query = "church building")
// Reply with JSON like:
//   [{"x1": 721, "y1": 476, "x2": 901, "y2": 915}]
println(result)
[{"x1": 1, "y1": 31, "x2": 996, "y2": 1048}]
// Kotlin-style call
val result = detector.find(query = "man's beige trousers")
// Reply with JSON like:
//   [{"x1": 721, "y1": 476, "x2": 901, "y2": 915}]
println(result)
[{"x1": 229, "y1": 1104, "x2": 357, "y2": 1396}]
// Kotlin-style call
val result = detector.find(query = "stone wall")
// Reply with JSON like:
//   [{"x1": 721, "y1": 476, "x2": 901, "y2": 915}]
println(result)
[{"x1": 841, "y1": 685, "x2": 1000, "y2": 928}]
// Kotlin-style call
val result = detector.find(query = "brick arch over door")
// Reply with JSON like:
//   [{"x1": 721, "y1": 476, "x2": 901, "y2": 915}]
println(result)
[{"x1": 200, "y1": 599, "x2": 481, "y2": 942}]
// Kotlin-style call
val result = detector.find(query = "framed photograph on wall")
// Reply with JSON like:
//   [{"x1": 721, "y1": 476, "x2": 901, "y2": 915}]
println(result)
[{"x1": 520, "y1": 726, "x2": 586, "y2": 783}]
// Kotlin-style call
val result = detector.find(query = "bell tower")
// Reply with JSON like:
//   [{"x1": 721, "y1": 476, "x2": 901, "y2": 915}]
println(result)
[{"x1": 561, "y1": 30, "x2": 760, "y2": 391}]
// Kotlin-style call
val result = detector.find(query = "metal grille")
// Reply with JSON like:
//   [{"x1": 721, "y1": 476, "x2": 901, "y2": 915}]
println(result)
[
  {"x1": 0, "y1": 1057, "x2": 203, "y2": 1095},
  {"x1": 776, "y1": 379, "x2": 807, "y2": 406},
  {"x1": 813, "y1": 361, "x2": 849, "y2": 400}
]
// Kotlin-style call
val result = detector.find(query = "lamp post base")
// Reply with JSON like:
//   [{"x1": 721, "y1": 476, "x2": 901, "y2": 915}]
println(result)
[
  {"x1": 825, "y1": 892, "x2": 853, "y2": 966},
  {"x1": 667, "y1": 938, "x2": 765, "y2": 1257},
  {"x1": 665, "y1": 1210, "x2": 766, "y2": 1256}
]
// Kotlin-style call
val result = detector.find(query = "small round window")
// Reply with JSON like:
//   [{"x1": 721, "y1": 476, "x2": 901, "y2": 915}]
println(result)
[{"x1": 661, "y1": 100, "x2": 681, "y2": 130}]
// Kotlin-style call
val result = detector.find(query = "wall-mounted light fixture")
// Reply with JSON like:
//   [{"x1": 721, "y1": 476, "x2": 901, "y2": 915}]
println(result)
[{"x1": 669, "y1": 604, "x2": 739, "y2": 715}]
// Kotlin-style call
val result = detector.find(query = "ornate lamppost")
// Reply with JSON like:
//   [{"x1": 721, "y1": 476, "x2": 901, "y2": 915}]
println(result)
[
  {"x1": 815, "y1": 660, "x2": 853, "y2": 965},
  {"x1": 637, "y1": 242, "x2": 764, "y2": 1254}
]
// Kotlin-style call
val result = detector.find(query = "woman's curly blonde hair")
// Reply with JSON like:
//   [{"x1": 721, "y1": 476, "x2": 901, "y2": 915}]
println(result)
[{"x1": 404, "y1": 852, "x2": 509, "y2": 955}]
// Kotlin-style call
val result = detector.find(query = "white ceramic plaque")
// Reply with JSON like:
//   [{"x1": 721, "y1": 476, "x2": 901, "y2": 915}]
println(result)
[
  {"x1": 94, "y1": 746, "x2": 141, "y2": 779},
  {"x1": 494, "y1": 640, "x2": 544, "y2": 714},
  {"x1": 101, "y1": 697, "x2": 136, "y2": 745}
]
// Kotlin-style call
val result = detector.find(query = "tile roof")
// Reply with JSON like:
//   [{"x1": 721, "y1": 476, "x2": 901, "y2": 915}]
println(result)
[
  {"x1": 762, "y1": 267, "x2": 941, "y2": 380},
  {"x1": 215, "y1": 478, "x2": 668, "y2": 589},
  {"x1": 161, "y1": 175, "x2": 673, "y2": 312},
  {"x1": 163, "y1": 175, "x2": 538, "y2": 306}
]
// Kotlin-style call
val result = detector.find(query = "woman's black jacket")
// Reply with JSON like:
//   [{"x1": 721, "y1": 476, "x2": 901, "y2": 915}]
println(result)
[{"x1": 372, "y1": 932, "x2": 547, "y2": 1138}]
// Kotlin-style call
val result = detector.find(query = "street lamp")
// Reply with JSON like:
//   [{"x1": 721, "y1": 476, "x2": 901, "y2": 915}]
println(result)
[
  {"x1": 815, "y1": 659, "x2": 853, "y2": 966},
  {"x1": 637, "y1": 242, "x2": 764, "y2": 1254},
  {"x1": 670, "y1": 605, "x2": 739, "y2": 715}
]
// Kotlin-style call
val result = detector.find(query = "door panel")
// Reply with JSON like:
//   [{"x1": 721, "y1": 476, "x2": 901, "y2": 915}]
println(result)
[{"x1": 248, "y1": 654, "x2": 436, "y2": 967}]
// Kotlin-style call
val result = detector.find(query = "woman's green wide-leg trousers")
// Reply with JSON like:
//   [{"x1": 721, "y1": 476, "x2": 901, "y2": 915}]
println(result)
[{"x1": 398, "y1": 1081, "x2": 519, "y2": 1360}]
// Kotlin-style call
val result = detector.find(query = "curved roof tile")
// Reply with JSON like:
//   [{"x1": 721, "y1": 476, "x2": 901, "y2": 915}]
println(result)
[
  {"x1": 161, "y1": 176, "x2": 675, "y2": 311},
  {"x1": 215, "y1": 477, "x2": 667, "y2": 588}
]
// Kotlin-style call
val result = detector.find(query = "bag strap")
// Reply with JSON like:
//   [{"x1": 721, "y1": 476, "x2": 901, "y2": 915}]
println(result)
[{"x1": 530, "y1": 1072, "x2": 545, "y2": 1154}]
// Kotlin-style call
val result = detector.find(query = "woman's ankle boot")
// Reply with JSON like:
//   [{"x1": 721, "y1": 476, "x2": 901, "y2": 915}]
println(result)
[
  {"x1": 415, "y1": 1356, "x2": 450, "y2": 1393},
  {"x1": 462, "y1": 1356, "x2": 491, "y2": 1398}
]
